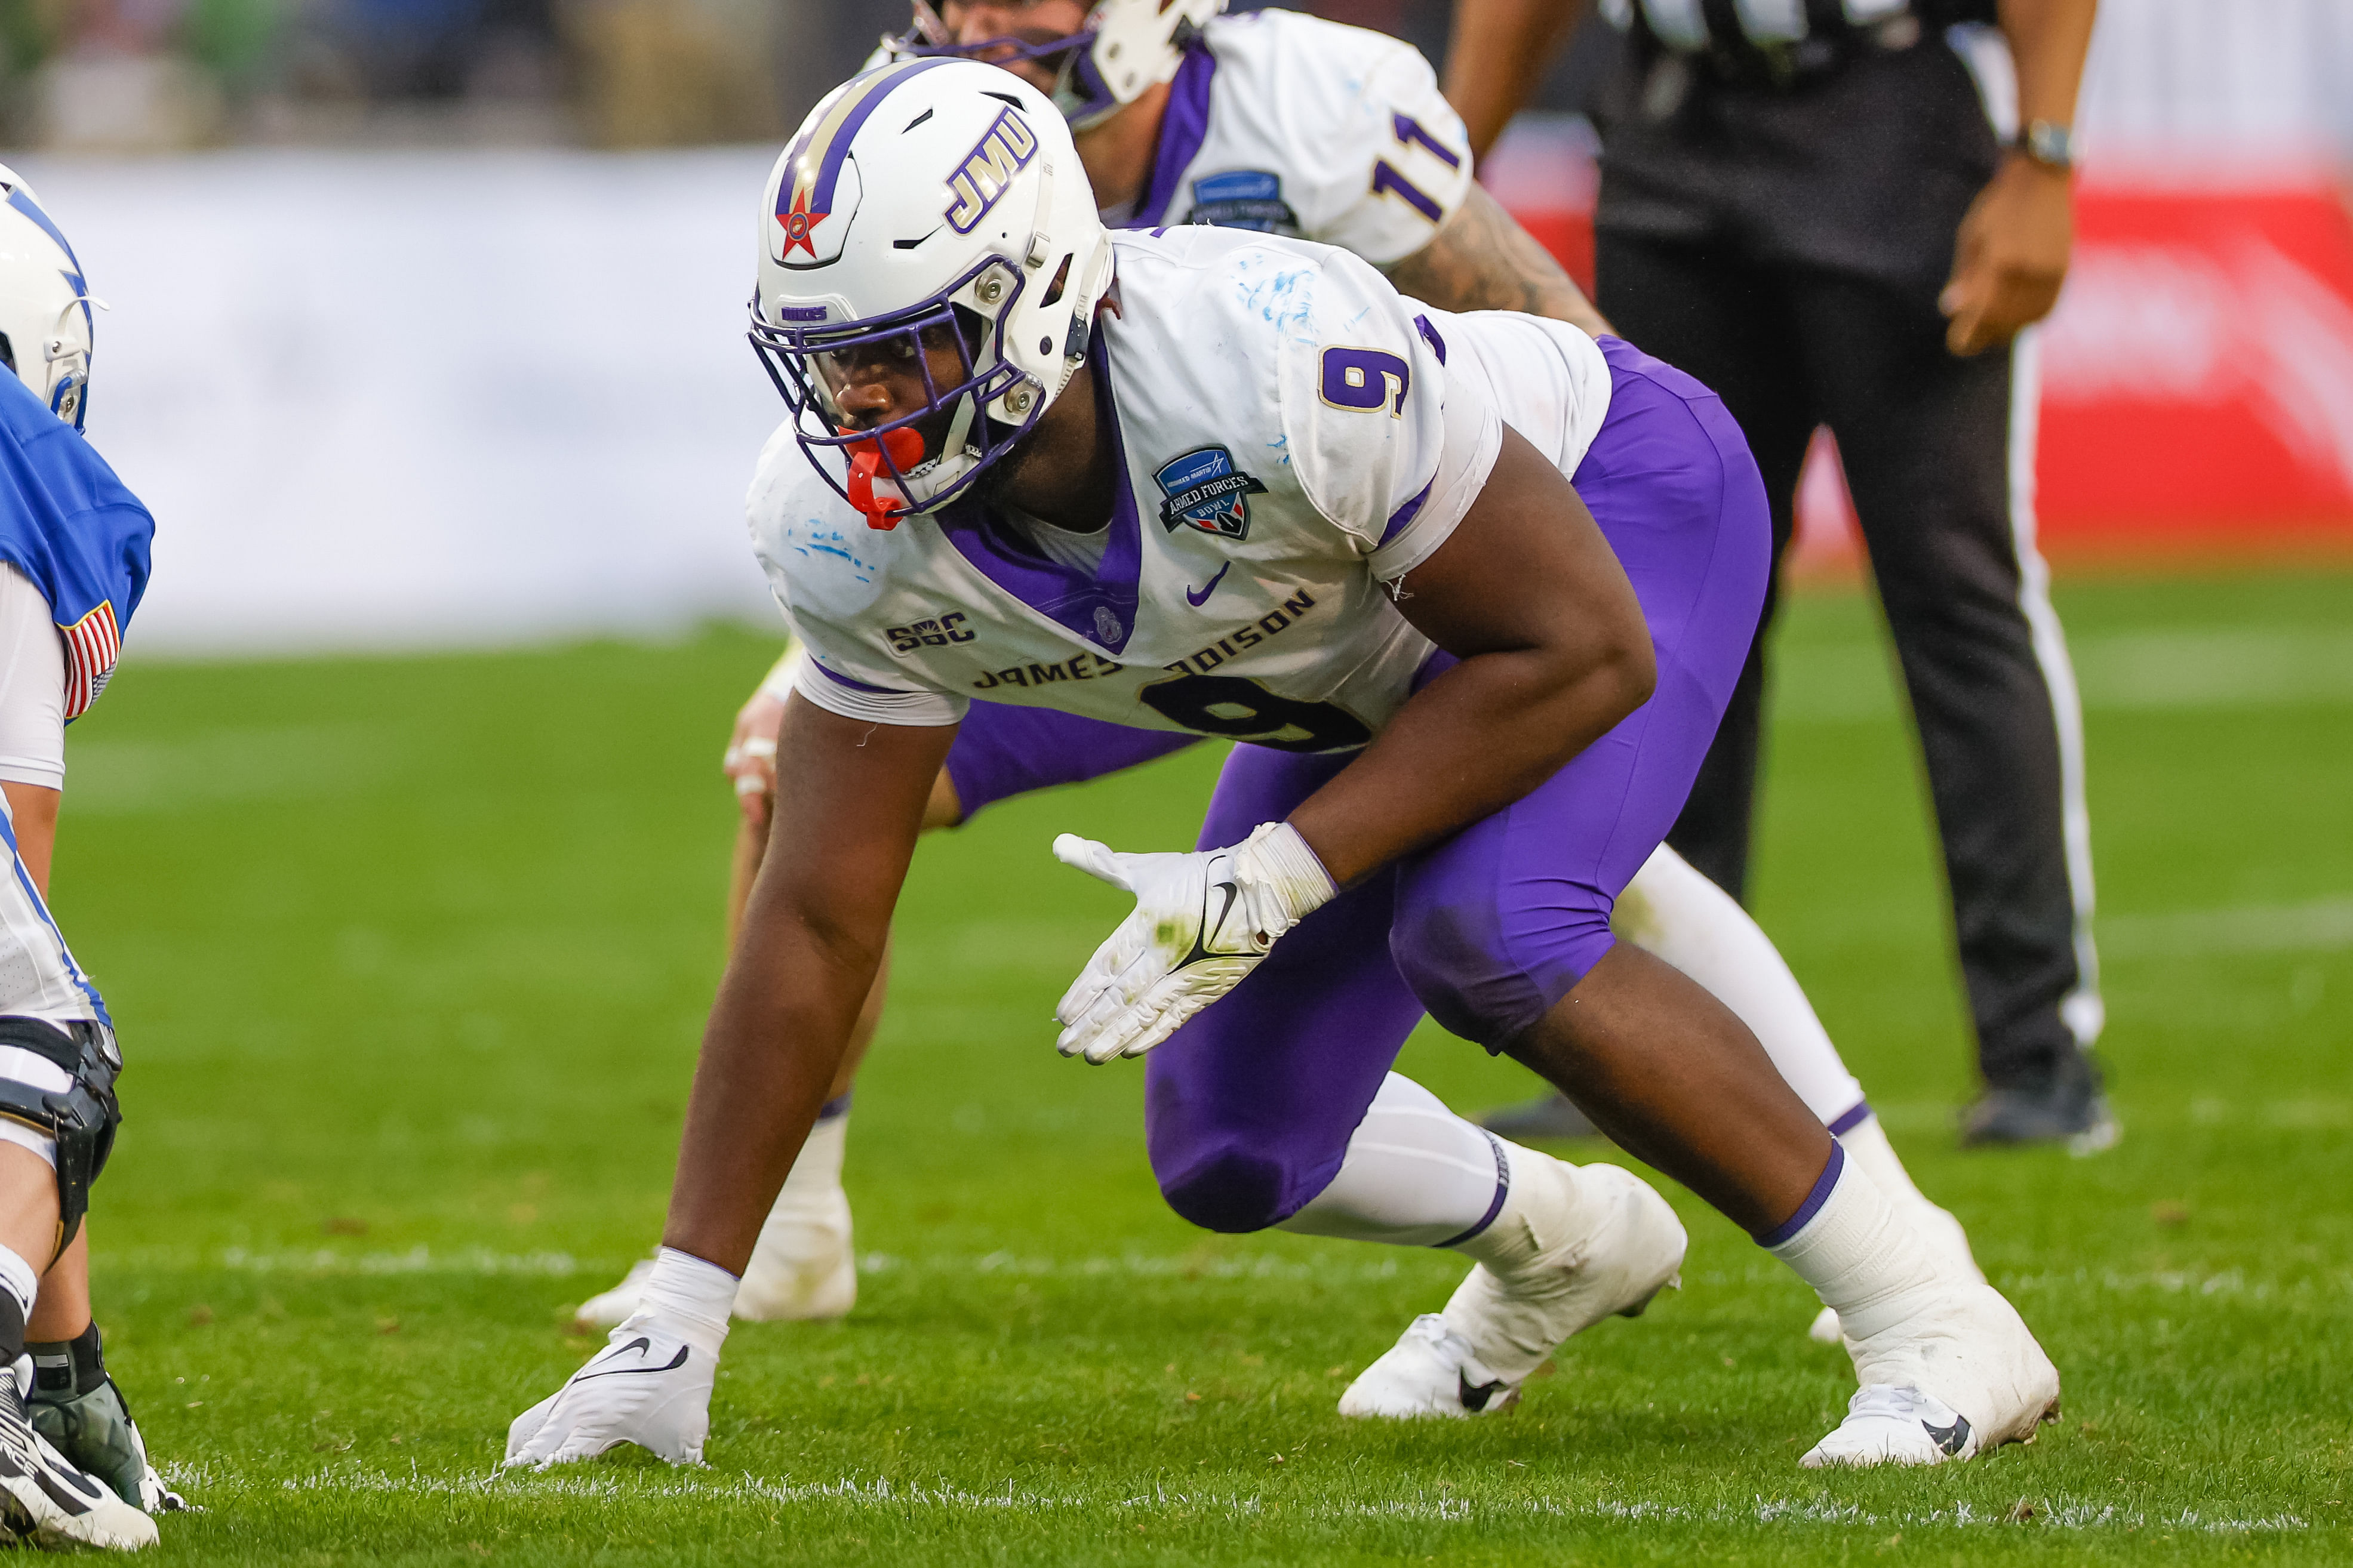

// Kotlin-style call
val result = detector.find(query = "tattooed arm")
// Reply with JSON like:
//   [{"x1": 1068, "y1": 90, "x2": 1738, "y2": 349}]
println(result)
[{"x1": 1384, "y1": 181, "x2": 1614, "y2": 338}]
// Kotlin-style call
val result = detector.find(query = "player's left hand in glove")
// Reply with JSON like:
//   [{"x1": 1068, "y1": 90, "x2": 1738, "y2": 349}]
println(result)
[
  {"x1": 1053, "y1": 821, "x2": 1336, "y2": 1063},
  {"x1": 503, "y1": 1249, "x2": 735, "y2": 1470}
]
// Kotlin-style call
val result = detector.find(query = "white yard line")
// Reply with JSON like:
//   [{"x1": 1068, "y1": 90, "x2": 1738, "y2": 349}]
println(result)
[
  {"x1": 2099, "y1": 898, "x2": 2353, "y2": 957},
  {"x1": 1771, "y1": 627, "x2": 2353, "y2": 724},
  {"x1": 217, "y1": 1465, "x2": 2309, "y2": 1534}
]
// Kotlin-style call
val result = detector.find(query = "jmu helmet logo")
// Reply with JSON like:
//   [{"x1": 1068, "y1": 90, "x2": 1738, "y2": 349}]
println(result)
[
  {"x1": 944, "y1": 106, "x2": 1039, "y2": 236},
  {"x1": 770, "y1": 61, "x2": 942, "y2": 270},
  {"x1": 1154, "y1": 446, "x2": 1267, "y2": 541},
  {"x1": 778, "y1": 189, "x2": 826, "y2": 259},
  {"x1": 773, "y1": 157, "x2": 862, "y2": 268}
]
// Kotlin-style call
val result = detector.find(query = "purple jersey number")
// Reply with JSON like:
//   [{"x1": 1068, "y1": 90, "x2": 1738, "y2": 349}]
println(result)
[
  {"x1": 1391, "y1": 112, "x2": 1463, "y2": 170},
  {"x1": 1370, "y1": 161, "x2": 1442, "y2": 224},
  {"x1": 1369, "y1": 112, "x2": 1462, "y2": 225},
  {"x1": 1319, "y1": 347, "x2": 1411, "y2": 417}
]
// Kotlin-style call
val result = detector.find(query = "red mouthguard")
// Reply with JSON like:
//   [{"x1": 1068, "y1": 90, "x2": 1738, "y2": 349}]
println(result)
[{"x1": 845, "y1": 427, "x2": 928, "y2": 529}]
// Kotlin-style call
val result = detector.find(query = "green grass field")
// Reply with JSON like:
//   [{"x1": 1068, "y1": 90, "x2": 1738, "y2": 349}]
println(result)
[{"x1": 43, "y1": 568, "x2": 2353, "y2": 1563}]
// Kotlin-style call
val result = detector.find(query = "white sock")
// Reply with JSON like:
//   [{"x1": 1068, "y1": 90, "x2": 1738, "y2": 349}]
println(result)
[
  {"x1": 642, "y1": 1247, "x2": 735, "y2": 1354},
  {"x1": 1278, "y1": 1074, "x2": 1508, "y2": 1247},
  {"x1": 1441, "y1": 1139, "x2": 1584, "y2": 1277},
  {"x1": 1837, "y1": 1113, "x2": 1984, "y2": 1282},
  {"x1": 0, "y1": 1243, "x2": 33, "y2": 1331},
  {"x1": 1835, "y1": 1114, "x2": 1928, "y2": 1209},
  {"x1": 1616, "y1": 846, "x2": 1867, "y2": 1127},
  {"x1": 768, "y1": 1105, "x2": 850, "y2": 1220},
  {"x1": 1761, "y1": 1147, "x2": 1952, "y2": 1344}
]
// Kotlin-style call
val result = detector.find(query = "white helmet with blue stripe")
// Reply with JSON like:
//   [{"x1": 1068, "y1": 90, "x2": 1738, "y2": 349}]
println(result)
[
  {"x1": 749, "y1": 57, "x2": 1113, "y2": 528},
  {"x1": 0, "y1": 165, "x2": 96, "y2": 431}
]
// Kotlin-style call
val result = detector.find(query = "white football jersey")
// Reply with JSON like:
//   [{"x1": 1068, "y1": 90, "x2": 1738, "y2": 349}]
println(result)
[
  {"x1": 750, "y1": 227, "x2": 1611, "y2": 751},
  {"x1": 1130, "y1": 9, "x2": 1474, "y2": 265},
  {"x1": 868, "y1": 9, "x2": 1473, "y2": 263}
]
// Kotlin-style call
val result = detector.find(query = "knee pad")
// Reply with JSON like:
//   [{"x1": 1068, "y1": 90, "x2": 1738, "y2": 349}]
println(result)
[
  {"x1": 1154, "y1": 1138, "x2": 1298, "y2": 1235},
  {"x1": 0, "y1": 1017, "x2": 121, "y2": 1260}
]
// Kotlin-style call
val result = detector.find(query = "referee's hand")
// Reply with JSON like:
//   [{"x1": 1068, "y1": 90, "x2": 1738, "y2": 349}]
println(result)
[{"x1": 1940, "y1": 155, "x2": 2075, "y2": 358}]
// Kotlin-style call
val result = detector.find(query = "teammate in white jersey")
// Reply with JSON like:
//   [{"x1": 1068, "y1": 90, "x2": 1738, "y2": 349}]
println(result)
[
  {"x1": 510, "y1": 60, "x2": 2059, "y2": 1472},
  {"x1": 573, "y1": 0, "x2": 1983, "y2": 1347}
]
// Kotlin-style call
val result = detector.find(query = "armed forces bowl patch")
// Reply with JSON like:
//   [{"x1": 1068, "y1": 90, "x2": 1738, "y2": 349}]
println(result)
[
  {"x1": 1183, "y1": 170, "x2": 1300, "y2": 235},
  {"x1": 1154, "y1": 446, "x2": 1268, "y2": 541}
]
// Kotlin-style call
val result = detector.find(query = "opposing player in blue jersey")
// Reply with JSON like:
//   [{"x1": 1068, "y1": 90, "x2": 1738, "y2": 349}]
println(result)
[
  {"x1": 511, "y1": 61, "x2": 2058, "y2": 1472},
  {"x1": 574, "y1": 0, "x2": 1984, "y2": 1345},
  {"x1": 0, "y1": 165, "x2": 184, "y2": 1549}
]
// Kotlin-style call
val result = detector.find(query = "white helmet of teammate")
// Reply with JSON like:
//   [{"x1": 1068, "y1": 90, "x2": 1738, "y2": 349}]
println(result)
[
  {"x1": 749, "y1": 57, "x2": 1113, "y2": 526},
  {"x1": 890, "y1": 1, "x2": 1225, "y2": 130},
  {"x1": 0, "y1": 165, "x2": 96, "y2": 431}
]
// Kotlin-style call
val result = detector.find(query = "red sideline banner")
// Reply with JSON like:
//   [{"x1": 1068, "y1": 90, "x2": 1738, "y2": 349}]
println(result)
[
  {"x1": 2039, "y1": 169, "x2": 2353, "y2": 547},
  {"x1": 1490, "y1": 140, "x2": 2353, "y2": 558}
]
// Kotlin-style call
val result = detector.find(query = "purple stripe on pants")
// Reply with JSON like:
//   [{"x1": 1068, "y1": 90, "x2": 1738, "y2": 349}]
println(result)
[
  {"x1": 944, "y1": 703, "x2": 1204, "y2": 818},
  {"x1": 1143, "y1": 336, "x2": 1773, "y2": 1232}
]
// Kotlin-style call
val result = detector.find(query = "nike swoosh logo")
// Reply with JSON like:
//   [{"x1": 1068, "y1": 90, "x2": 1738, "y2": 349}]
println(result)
[
  {"x1": 1185, "y1": 562, "x2": 1231, "y2": 606},
  {"x1": 1921, "y1": 1413, "x2": 1971, "y2": 1455},
  {"x1": 1457, "y1": 1370, "x2": 1509, "y2": 1412},
  {"x1": 1176, "y1": 880, "x2": 1242, "y2": 970},
  {"x1": 573, "y1": 1340, "x2": 691, "y2": 1381}
]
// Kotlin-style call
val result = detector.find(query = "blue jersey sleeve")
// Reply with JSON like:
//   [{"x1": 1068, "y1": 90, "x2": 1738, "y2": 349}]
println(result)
[{"x1": 0, "y1": 375, "x2": 156, "y2": 716}]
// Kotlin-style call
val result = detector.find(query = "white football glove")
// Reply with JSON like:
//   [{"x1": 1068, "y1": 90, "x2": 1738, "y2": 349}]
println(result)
[
  {"x1": 503, "y1": 1249, "x2": 734, "y2": 1470},
  {"x1": 1053, "y1": 821, "x2": 1336, "y2": 1063}
]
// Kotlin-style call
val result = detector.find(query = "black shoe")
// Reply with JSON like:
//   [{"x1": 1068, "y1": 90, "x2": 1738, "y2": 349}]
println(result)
[
  {"x1": 1480, "y1": 1092, "x2": 1602, "y2": 1142},
  {"x1": 1960, "y1": 1051, "x2": 2119, "y2": 1155}
]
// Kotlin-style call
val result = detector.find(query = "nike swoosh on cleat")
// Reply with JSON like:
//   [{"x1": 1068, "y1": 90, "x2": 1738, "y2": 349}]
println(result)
[
  {"x1": 573, "y1": 1342, "x2": 691, "y2": 1381},
  {"x1": 1457, "y1": 1371, "x2": 1510, "y2": 1413},
  {"x1": 1185, "y1": 563, "x2": 1231, "y2": 606},
  {"x1": 1922, "y1": 1414, "x2": 1972, "y2": 1455}
]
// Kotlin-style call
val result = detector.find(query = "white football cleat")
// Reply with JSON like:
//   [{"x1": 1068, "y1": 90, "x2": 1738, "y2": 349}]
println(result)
[
  {"x1": 1340, "y1": 1159, "x2": 1684, "y2": 1419},
  {"x1": 1809, "y1": 1199, "x2": 1982, "y2": 1345},
  {"x1": 1339, "y1": 1314, "x2": 1519, "y2": 1418},
  {"x1": 573, "y1": 1210, "x2": 853, "y2": 1329},
  {"x1": 0, "y1": 1379, "x2": 156, "y2": 1550},
  {"x1": 733, "y1": 1173, "x2": 855, "y2": 1323},
  {"x1": 1802, "y1": 1282, "x2": 2060, "y2": 1468},
  {"x1": 1803, "y1": 1385, "x2": 1979, "y2": 1466},
  {"x1": 570, "y1": 1258, "x2": 656, "y2": 1333}
]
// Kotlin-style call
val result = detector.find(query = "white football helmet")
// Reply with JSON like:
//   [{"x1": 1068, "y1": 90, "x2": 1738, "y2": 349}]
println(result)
[
  {"x1": 0, "y1": 165, "x2": 95, "y2": 431},
  {"x1": 890, "y1": 0, "x2": 1225, "y2": 130},
  {"x1": 748, "y1": 57, "x2": 1113, "y2": 526}
]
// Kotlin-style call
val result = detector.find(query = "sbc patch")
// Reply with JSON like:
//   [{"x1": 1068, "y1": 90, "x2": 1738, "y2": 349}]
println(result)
[
  {"x1": 1154, "y1": 446, "x2": 1267, "y2": 540},
  {"x1": 1183, "y1": 170, "x2": 1300, "y2": 235}
]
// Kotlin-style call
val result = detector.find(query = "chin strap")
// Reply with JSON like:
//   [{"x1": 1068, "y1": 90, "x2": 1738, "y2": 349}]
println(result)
[{"x1": 846, "y1": 427, "x2": 926, "y2": 529}]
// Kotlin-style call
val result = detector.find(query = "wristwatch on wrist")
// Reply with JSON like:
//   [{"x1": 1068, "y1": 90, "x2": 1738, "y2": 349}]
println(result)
[{"x1": 2015, "y1": 119, "x2": 2077, "y2": 172}]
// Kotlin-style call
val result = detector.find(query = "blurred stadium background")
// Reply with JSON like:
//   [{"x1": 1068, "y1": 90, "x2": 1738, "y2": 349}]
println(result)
[
  {"x1": 3, "y1": 0, "x2": 2351, "y2": 649},
  {"x1": 2, "y1": 3, "x2": 2351, "y2": 1557}
]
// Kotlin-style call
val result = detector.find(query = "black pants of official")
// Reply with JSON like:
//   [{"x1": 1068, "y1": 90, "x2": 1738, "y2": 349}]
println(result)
[{"x1": 1597, "y1": 235, "x2": 2096, "y2": 1090}]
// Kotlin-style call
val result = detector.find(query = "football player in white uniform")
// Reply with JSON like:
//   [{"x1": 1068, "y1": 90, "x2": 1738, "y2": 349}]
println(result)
[
  {"x1": 0, "y1": 167, "x2": 183, "y2": 1549},
  {"x1": 510, "y1": 61, "x2": 2057, "y2": 1471},
  {"x1": 573, "y1": 0, "x2": 1982, "y2": 1349}
]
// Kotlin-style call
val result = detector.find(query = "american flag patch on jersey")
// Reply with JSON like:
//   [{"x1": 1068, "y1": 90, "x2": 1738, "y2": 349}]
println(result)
[{"x1": 59, "y1": 599, "x2": 119, "y2": 720}]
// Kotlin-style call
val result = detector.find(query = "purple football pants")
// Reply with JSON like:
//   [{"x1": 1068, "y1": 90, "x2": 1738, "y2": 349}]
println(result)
[
  {"x1": 945, "y1": 705, "x2": 1200, "y2": 819},
  {"x1": 1143, "y1": 338, "x2": 1773, "y2": 1232}
]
